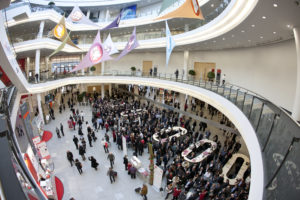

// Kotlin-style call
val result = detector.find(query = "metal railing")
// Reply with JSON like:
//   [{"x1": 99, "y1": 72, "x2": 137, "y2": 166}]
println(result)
[{"x1": 27, "y1": 70, "x2": 300, "y2": 199}]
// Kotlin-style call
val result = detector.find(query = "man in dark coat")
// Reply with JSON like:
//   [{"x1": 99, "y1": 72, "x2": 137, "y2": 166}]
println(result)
[
  {"x1": 66, "y1": 151, "x2": 74, "y2": 166},
  {"x1": 73, "y1": 135, "x2": 79, "y2": 149}
]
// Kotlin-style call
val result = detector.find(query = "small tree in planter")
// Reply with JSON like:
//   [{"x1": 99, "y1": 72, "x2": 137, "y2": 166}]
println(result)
[
  {"x1": 131, "y1": 66, "x2": 136, "y2": 75},
  {"x1": 207, "y1": 71, "x2": 215, "y2": 82},
  {"x1": 189, "y1": 69, "x2": 196, "y2": 80}
]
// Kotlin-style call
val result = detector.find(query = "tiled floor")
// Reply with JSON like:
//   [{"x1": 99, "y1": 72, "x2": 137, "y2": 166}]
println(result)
[{"x1": 45, "y1": 104, "x2": 165, "y2": 200}]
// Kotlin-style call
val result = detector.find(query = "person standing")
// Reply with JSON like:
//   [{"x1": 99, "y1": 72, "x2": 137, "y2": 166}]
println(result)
[
  {"x1": 107, "y1": 152, "x2": 115, "y2": 168},
  {"x1": 140, "y1": 184, "x2": 148, "y2": 200},
  {"x1": 88, "y1": 156, "x2": 99, "y2": 170},
  {"x1": 73, "y1": 135, "x2": 79, "y2": 149},
  {"x1": 129, "y1": 166, "x2": 137, "y2": 179},
  {"x1": 102, "y1": 139, "x2": 109, "y2": 153},
  {"x1": 56, "y1": 127, "x2": 61, "y2": 138},
  {"x1": 66, "y1": 151, "x2": 74, "y2": 166},
  {"x1": 78, "y1": 145, "x2": 86, "y2": 161},
  {"x1": 123, "y1": 155, "x2": 128, "y2": 170},
  {"x1": 107, "y1": 167, "x2": 115, "y2": 184},
  {"x1": 175, "y1": 69, "x2": 179, "y2": 81},
  {"x1": 60, "y1": 123, "x2": 64, "y2": 136},
  {"x1": 74, "y1": 159, "x2": 83, "y2": 175},
  {"x1": 87, "y1": 133, "x2": 93, "y2": 147}
]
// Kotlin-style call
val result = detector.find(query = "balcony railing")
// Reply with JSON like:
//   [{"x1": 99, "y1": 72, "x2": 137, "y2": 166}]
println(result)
[{"x1": 27, "y1": 70, "x2": 300, "y2": 199}]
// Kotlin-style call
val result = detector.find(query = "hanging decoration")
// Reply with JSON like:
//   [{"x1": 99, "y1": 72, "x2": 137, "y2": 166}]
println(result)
[
  {"x1": 67, "y1": 5, "x2": 98, "y2": 26},
  {"x1": 103, "y1": 34, "x2": 119, "y2": 55},
  {"x1": 70, "y1": 31, "x2": 112, "y2": 72},
  {"x1": 115, "y1": 27, "x2": 139, "y2": 61},
  {"x1": 156, "y1": 0, "x2": 204, "y2": 20},
  {"x1": 101, "y1": 12, "x2": 122, "y2": 31},
  {"x1": 51, "y1": 16, "x2": 80, "y2": 49},
  {"x1": 165, "y1": 21, "x2": 176, "y2": 67}
]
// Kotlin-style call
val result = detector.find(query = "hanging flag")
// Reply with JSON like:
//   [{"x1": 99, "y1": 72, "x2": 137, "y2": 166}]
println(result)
[
  {"x1": 103, "y1": 34, "x2": 119, "y2": 55},
  {"x1": 156, "y1": 0, "x2": 204, "y2": 20},
  {"x1": 101, "y1": 12, "x2": 122, "y2": 31},
  {"x1": 115, "y1": 27, "x2": 139, "y2": 61},
  {"x1": 159, "y1": 0, "x2": 179, "y2": 14},
  {"x1": 48, "y1": 34, "x2": 68, "y2": 58},
  {"x1": 52, "y1": 16, "x2": 80, "y2": 49},
  {"x1": 70, "y1": 31, "x2": 112, "y2": 72},
  {"x1": 165, "y1": 21, "x2": 175, "y2": 67},
  {"x1": 67, "y1": 5, "x2": 97, "y2": 26}
]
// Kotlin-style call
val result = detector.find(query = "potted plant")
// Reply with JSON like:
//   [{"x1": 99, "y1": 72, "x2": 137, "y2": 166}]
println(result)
[
  {"x1": 131, "y1": 66, "x2": 136, "y2": 75},
  {"x1": 188, "y1": 69, "x2": 196, "y2": 80},
  {"x1": 90, "y1": 66, "x2": 96, "y2": 74},
  {"x1": 207, "y1": 71, "x2": 215, "y2": 82}
]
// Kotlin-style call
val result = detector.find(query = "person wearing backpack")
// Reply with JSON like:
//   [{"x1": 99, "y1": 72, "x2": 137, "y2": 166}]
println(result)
[{"x1": 74, "y1": 159, "x2": 83, "y2": 175}]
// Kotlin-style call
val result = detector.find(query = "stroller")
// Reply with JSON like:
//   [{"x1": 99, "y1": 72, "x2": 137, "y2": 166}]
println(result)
[{"x1": 134, "y1": 187, "x2": 141, "y2": 193}]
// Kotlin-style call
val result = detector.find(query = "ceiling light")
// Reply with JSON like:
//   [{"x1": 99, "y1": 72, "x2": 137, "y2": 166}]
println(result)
[
  {"x1": 211, "y1": 4, "x2": 214, "y2": 7},
  {"x1": 213, "y1": 40, "x2": 216, "y2": 43},
  {"x1": 251, "y1": 24, "x2": 255, "y2": 27},
  {"x1": 260, "y1": 36, "x2": 263, "y2": 39},
  {"x1": 262, "y1": 16, "x2": 266, "y2": 19},
  {"x1": 273, "y1": 31, "x2": 277, "y2": 34},
  {"x1": 241, "y1": 30, "x2": 245, "y2": 33},
  {"x1": 222, "y1": 38, "x2": 226, "y2": 40},
  {"x1": 248, "y1": 40, "x2": 251, "y2": 42},
  {"x1": 231, "y1": 34, "x2": 235, "y2": 37},
  {"x1": 273, "y1": 3, "x2": 278, "y2": 7},
  {"x1": 286, "y1": 24, "x2": 292, "y2": 28}
]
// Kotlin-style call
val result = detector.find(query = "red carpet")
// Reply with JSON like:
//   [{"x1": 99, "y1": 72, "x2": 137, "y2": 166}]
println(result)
[
  {"x1": 55, "y1": 176, "x2": 64, "y2": 200},
  {"x1": 42, "y1": 130, "x2": 53, "y2": 142}
]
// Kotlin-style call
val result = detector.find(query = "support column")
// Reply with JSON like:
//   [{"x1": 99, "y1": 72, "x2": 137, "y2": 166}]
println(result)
[
  {"x1": 87, "y1": 10, "x2": 91, "y2": 19},
  {"x1": 37, "y1": 94, "x2": 45, "y2": 125},
  {"x1": 292, "y1": 27, "x2": 300, "y2": 121},
  {"x1": 109, "y1": 84, "x2": 112, "y2": 97},
  {"x1": 35, "y1": 21, "x2": 45, "y2": 83},
  {"x1": 101, "y1": 84, "x2": 105, "y2": 99},
  {"x1": 105, "y1": 9, "x2": 110, "y2": 22},
  {"x1": 45, "y1": 57, "x2": 49, "y2": 79},
  {"x1": 26, "y1": 57, "x2": 30, "y2": 78},
  {"x1": 81, "y1": 54, "x2": 84, "y2": 75},
  {"x1": 183, "y1": 50, "x2": 189, "y2": 80}
]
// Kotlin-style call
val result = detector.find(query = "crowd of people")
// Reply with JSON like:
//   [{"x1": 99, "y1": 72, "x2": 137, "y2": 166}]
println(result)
[{"x1": 51, "y1": 85, "x2": 250, "y2": 200}]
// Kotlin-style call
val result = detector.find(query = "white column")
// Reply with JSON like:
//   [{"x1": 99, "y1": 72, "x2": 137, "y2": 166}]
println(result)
[
  {"x1": 26, "y1": 57, "x2": 30, "y2": 78},
  {"x1": 37, "y1": 21, "x2": 45, "y2": 39},
  {"x1": 101, "y1": 61, "x2": 105, "y2": 75},
  {"x1": 101, "y1": 84, "x2": 105, "y2": 99},
  {"x1": 105, "y1": 9, "x2": 110, "y2": 22},
  {"x1": 81, "y1": 54, "x2": 84, "y2": 75},
  {"x1": 35, "y1": 21, "x2": 45, "y2": 82},
  {"x1": 37, "y1": 94, "x2": 45, "y2": 125},
  {"x1": 292, "y1": 27, "x2": 300, "y2": 121},
  {"x1": 45, "y1": 57, "x2": 49, "y2": 79},
  {"x1": 109, "y1": 84, "x2": 112, "y2": 97},
  {"x1": 183, "y1": 50, "x2": 189, "y2": 80},
  {"x1": 87, "y1": 10, "x2": 91, "y2": 19}
]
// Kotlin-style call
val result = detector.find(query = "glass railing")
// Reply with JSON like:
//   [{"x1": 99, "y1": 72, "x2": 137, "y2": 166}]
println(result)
[
  {"x1": 7, "y1": 0, "x2": 231, "y2": 45},
  {"x1": 26, "y1": 70, "x2": 300, "y2": 199}
]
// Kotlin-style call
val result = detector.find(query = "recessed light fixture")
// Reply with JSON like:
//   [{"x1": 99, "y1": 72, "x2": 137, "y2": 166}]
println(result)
[
  {"x1": 262, "y1": 16, "x2": 266, "y2": 19},
  {"x1": 222, "y1": 38, "x2": 225, "y2": 40},
  {"x1": 211, "y1": 4, "x2": 214, "y2": 7},
  {"x1": 286, "y1": 24, "x2": 292, "y2": 28},
  {"x1": 213, "y1": 40, "x2": 216, "y2": 43},
  {"x1": 273, "y1": 3, "x2": 278, "y2": 7},
  {"x1": 241, "y1": 30, "x2": 245, "y2": 33},
  {"x1": 260, "y1": 36, "x2": 264, "y2": 39},
  {"x1": 273, "y1": 31, "x2": 277, "y2": 34},
  {"x1": 251, "y1": 24, "x2": 255, "y2": 27},
  {"x1": 231, "y1": 34, "x2": 235, "y2": 37},
  {"x1": 248, "y1": 40, "x2": 251, "y2": 42}
]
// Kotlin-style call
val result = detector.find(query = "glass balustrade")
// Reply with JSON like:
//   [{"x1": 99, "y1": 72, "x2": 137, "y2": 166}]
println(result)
[{"x1": 24, "y1": 69, "x2": 300, "y2": 199}]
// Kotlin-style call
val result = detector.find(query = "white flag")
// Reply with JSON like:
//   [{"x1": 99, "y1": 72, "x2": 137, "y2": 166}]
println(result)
[{"x1": 103, "y1": 34, "x2": 119, "y2": 55}]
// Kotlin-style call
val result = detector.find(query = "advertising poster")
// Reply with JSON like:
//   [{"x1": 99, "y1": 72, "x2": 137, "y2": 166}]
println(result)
[
  {"x1": 121, "y1": 5, "x2": 137, "y2": 20},
  {"x1": 122, "y1": 136, "x2": 127, "y2": 156},
  {"x1": 153, "y1": 165, "x2": 163, "y2": 192}
]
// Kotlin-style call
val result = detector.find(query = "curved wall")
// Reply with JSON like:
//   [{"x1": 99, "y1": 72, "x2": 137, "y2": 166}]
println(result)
[{"x1": 105, "y1": 40, "x2": 297, "y2": 111}]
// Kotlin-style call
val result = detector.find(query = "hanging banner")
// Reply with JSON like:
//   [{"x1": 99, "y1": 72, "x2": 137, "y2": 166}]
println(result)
[
  {"x1": 67, "y1": 5, "x2": 97, "y2": 26},
  {"x1": 156, "y1": 0, "x2": 204, "y2": 20},
  {"x1": 103, "y1": 34, "x2": 119, "y2": 55},
  {"x1": 48, "y1": 34, "x2": 68, "y2": 58},
  {"x1": 115, "y1": 27, "x2": 139, "y2": 61},
  {"x1": 70, "y1": 31, "x2": 112, "y2": 72},
  {"x1": 121, "y1": 5, "x2": 137, "y2": 20},
  {"x1": 51, "y1": 16, "x2": 80, "y2": 49},
  {"x1": 101, "y1": 12, "x2": 122, "y2": 31},
  {"x1": 165, "y1": 21, "x2": 175, "y2": 67}
]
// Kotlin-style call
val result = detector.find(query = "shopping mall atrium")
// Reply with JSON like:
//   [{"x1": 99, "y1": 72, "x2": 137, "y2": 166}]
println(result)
[{"x1": 0, "y1": 0, "x2": 299, "y2": 199}]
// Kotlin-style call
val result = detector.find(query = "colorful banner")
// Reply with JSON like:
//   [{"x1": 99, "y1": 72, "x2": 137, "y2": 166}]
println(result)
[
  {"x1": 156, "y1": 0, "x2": 204, "y2": 20},
  {"x1": 103, "y1": 34, "x2": 119, "y2": 55},
  {"x1": 121, "y1": 5, "x2": 137, "y2": 20},
  {"x1": 70, "y1": 31, "x2": 112, "y2": 72},
  {"x1": 51, "y1": 16, "x2": 80, "y2": 49},
  {"x1": 115, "y1": 27, "x2": 139, "y2": 61},
  {"x1": 67, "y1": 5, "x2": 97, "y2": 26},
  {"x1": 101, "y1": 12, "x2": 122, "y2": 31},
  {"x1": 165, "y1": 21, "x2": 175, "y2": 67},
  {"x1": 49, "y1": 34, "x2": 68, "y2": 58}
]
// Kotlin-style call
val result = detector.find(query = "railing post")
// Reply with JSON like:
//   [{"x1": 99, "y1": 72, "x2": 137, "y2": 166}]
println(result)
[
  {"x1": 234, "y1": 89, "x2": 240, "y2": 104},
  {"x1": 241, "y1": 92, "x2": 247, "y2": 111},
  {"x1": 228, "y1": 86, "x2": 233, "y2": 99},
  {"x1": 248, "y1": 96, "x2": 255, "y2": 118},
  {"x1": 262, "y1": 114, "x2": 279, "y2": 152}
]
